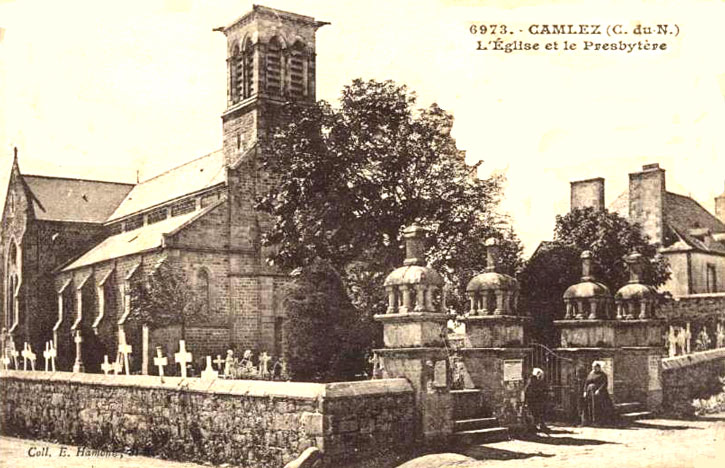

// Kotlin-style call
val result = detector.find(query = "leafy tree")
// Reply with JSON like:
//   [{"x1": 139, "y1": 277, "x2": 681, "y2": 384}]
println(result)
[
  {"x1": 128, "y1": 261, "x2": 209, "y2": 339},
  {"x1": 283, "y1": 259, "x2": 367, "y2": 382},
  {"x1": 257, "y1": 79, "x2": 522, "y2": 337}
]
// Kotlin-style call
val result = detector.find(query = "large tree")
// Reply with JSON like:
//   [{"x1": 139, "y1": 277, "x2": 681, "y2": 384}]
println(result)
[{"x1": 257, "y1": 79, "x2": 521, "y2": 342}]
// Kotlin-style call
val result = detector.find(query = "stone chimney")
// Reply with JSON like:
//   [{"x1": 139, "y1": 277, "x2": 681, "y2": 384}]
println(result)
[
  {"x1": 715, "y1": 182, "x2": 725, "y2": 225},
  {"x1": 570, "y1": 177, "x2": 605, "y2": 211},
  {"x1": 629, "y1": 163, "x2": 666, "y2": 245}
]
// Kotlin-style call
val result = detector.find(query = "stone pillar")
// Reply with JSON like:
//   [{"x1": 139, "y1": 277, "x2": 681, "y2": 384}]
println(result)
[{"x1": 375, "y1": 224, "x2": 453, "y2": 444}]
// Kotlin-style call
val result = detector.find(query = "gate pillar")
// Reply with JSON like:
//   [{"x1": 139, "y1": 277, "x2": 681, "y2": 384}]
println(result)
[
  {"x1": 374, "y1": 224, "x2": 453, "y2": 444},
  {"x1": 460, "y1": 238, "x2": 531, "y2": 425}
]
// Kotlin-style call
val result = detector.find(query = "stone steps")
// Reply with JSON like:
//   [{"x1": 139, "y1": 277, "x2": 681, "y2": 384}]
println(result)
[
  {"x1": 619, "y1": 411, "x2": 654, "y2": 421},
  {"x1": 615, "y1": 402, "x2": 653, "y2": 421},
  {"x1": 615, "y1": 402, "x2": 643, "y2": 413}
]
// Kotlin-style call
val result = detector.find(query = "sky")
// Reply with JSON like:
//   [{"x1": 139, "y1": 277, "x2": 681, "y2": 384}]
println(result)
[{"x1": 1, "y1": 0, "x2": 724, "y2": 255}]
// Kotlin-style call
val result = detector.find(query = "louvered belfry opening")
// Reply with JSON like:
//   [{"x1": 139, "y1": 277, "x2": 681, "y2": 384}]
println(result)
[
  {"x1": 266, "y1": 36, "x2": 283, "y2": 96},
  {"x1": 289, "y1": 41, "x2": 306, "y2": 99}
]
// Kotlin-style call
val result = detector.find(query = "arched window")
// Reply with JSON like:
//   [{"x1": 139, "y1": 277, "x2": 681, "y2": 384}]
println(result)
[
  {"x1": 242, "y1": 38, "x2": 255, "y2": 98},
  {"x1": 230, "y1": 44, "x2": 242, "y2": 104},
  {"x1": 265, "y1": 36, "x2": 283, "y2": 96},
  {"x1": 197, "y1": 269, "x2": 210, "y2": 312},
  {"x1": 288, "y1": 41, "x2": 306, "y2": 99}
]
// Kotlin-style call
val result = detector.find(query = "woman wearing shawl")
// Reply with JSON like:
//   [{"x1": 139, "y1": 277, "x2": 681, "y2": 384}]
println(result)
[
  {"x1": 581, "y1": 361, "x2": 615, "y2": 425},
  {"x1": 523, "y1": 367, "x2": 549, "y2": 431}
]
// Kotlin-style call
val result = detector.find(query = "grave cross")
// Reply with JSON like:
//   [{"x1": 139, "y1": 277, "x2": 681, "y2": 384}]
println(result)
[
  {"x1": 8, "y1": 341, "x2": 19, "y2": 369},
  {"x1": 43, "y1": 341, "x2": 57, "y2": 372},
  {"x1": 1, "y1": 354, "x2": 9, "y2": 370},
  {"x1": 174, "y1": 340, "x2": 193, "y2": 378},
  {"x1": 118, "y1": 341, "x2": 132, "y2": 376},
  {"x1": 201, "y1": 356, "x2": 219, "y2": 381},
  {"x1": 154, "y1": 346, "x2": 168, "y2": 377},
  {"x1": 213, "y1": 354, "x2": 225, "y2": 372},
  {"x1": 259, "y1": 352, "x2": 271, "y2": 378},
  {"x1": 21, "y1": 342, "x2": 37, "y2": 371},
  {"x1": 73, "y1": 331, "x2": 84, "y2": 373},
  {"x1": 101, "y1": 355, "x2": 114, "y2": 375}
]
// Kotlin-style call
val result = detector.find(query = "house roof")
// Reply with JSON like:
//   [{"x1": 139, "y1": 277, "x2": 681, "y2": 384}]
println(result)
[
  {"x1": 62, "y1": 201, "x2": 222, "y2": 272},
  {"x1": 608, "y1": 190, "x2": 725, "y2": 253},
  {"x1": 22, "y1": 175, "x2": 134, "y2": 223},
  {"x1": 107, "y1": 150, "x2": 226, "y2": 222}
]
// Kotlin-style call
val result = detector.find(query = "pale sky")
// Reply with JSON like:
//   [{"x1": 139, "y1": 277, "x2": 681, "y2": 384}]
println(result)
[{"x1": 1, "y1": 0, "x2": 724, "y2": 255}]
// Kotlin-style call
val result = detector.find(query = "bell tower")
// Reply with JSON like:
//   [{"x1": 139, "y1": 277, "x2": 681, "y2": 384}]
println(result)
[{"x1": 217, "y1": 5, "x2": 326, "y2": 168}]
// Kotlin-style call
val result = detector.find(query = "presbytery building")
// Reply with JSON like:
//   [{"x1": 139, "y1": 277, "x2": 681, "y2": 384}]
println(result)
[{"x1": 1, "y1": 5, "x2": 327, "y2": 373}]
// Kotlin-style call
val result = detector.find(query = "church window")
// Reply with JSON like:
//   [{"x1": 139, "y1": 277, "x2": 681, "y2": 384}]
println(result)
[
  {"x1": 230, "y1": 45, "x2": 242, "y2": 104},
  {"x1": 289, "y1": 41, "x2": 306, "y2": 99},
  {"x1": 197, "y1": 269, "x2": 210, "y2": 311},
  {"x1": 242, "y1": 38, "x2": 254, "y2": 98},
  {"x1": 265, "y1": 37, "x2": 283, "y2": 96}
]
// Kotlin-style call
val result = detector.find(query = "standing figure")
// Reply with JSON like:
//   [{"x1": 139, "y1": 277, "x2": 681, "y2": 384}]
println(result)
[
  {"x1": 523, "y1": 368, "x2": 549, "y2": 432},
  {"x1": 581, "y1": 361, "x2": 615, "y2": 426}
]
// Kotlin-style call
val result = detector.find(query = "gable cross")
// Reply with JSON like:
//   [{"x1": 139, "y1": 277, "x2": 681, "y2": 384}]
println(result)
[
  {"x1": 174, "y1": 340, "x2": 193, "y2": 378},
  {"x1": 154, "y1": 346, "x2": 168, "y2": 377}
]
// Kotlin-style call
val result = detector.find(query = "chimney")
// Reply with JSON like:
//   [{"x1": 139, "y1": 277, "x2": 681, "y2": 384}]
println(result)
[
  {"x1": 715, "y1": 181, "x2": 725, "y2": 225},
  {"x1": 629, "y1": 163, "x2": 666, "y2": 245},
  {"x1": 570, "y1": 177, "x2": 605, "y2": 211}
]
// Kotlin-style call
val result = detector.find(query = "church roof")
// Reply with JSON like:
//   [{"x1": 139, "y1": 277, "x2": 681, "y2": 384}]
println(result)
[
  {"x1": 107, "y1": 150, "x2": 226, "y2": 222},
  {"x1": 23, "y1": 175, "x2": 134, "y2": 223},
  {"x1": 62, "y1": 201, "x2": 222, "y2": 271}
]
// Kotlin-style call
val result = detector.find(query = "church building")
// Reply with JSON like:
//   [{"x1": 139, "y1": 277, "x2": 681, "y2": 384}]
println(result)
[{"x1": 1, "y1": 5, "x2": 326, "y2": 373}]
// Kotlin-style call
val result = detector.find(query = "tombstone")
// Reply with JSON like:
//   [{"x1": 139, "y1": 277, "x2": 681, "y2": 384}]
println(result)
[
  {"x1": 201, "y1": 356, "x2": 219, "y2": 380},
  {"x1": 1, "y1": 354, "x2": 10, "y2": 370},
  {"x1": 21, "y1": 342, "x2": 37, "y2": 371},
  {"x1": 72, "y1": 330, "x2": 84, "y2": 373},
  {"x1": 153, "y1": 346, "x2": 168, "y2": 377},
  {"x1": 369, "y1": 352, "x2": 384, "y2": 380},
  {"x1": 241, "y1": 349, "x2": 255, "y2": 375},
  {"x1": 101, "y1": 355, "x2": 115, "y2": 375},
  {"x1": 223, "y1": 350, "x2": 236, "y2": 377},
  {"x1": 43, "y1": 341, "x2": 57, "y2": 372},
  {"x1": 174, "y1": 340, "x2": 193, "y2": 378},
  {"x1": 668, "y1": 326, "x2": 679, "y2": 357},
  {"x1": 695, "y1": 326, "x2": 712, "y2": 351},
  {"x1": 117, "y1": 340, "x2": 132, "y2": 376},
  {"x1": 717, "y1": 323, "x2": 725, "y2": 349},
  {"x1": 259, "y1": 352, "x2": 271, "y2": 378}
]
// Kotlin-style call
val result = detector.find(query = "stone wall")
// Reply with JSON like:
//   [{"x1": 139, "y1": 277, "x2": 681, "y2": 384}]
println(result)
[
  {"x1": 661, "y1": 348, "x2": 725, "y2": 416},
  {"x1": 0, "y1": 371, "x2": 414, "y2": 467}
]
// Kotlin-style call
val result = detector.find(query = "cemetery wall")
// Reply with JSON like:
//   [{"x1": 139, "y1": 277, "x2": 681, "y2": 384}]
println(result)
[
  {"x1": 659, "y1": 293, "x2": 725, "y2": 320},
  {"x1": 661, "y1": 348, "x2": 725, "y2": 416},
  {"x1": 0, "y1": 371, "x2": 414, "y2": 468}
]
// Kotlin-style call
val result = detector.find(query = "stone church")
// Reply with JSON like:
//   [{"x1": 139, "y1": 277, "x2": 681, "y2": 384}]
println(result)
[{"x1": 1, "y1": 5, "x2": 326, "y2": 373}]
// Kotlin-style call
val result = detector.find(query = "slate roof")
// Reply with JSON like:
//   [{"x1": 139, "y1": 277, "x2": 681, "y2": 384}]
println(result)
[
  {"x1": 107, "y1": 150, "x2": 226, "y2": 222},
  {"x1": 62, "y1": 201, "x2": 223, "y2": 271},
  {"x1": 608, "y1": 190, "x2": 725, "y2": 253},
  {"x1": 23, "y1": 175, "x2": 134, "y2": 223}
]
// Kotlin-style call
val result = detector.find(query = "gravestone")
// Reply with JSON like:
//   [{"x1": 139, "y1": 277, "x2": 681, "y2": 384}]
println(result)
[
  {"x1": 101, "y1": 355, "x2": 114, "y2": 375},
  {"x1": 72, "y1": 330, "x2": 84, "y2": 373},
  {"x1": 43, "y1": 341, "x2": 57, "y2": 372},
  {"x1": 118, "y1": 340, "x2": 132, "y2": 376},
  {"x1": 154, "y1": 346, "x2": 168, "y2": 377},
  {"x1": 201, "y1": 356, "x2": 219, "y2": 380},
  {"x1": 259, "y1": 352, "x2": 271, "y2": 378},
  {"x1": 214, "y1": 354, "x2": 225, "y2": 372},
  {"x1": 175, "y1": 340, "x2": 193, "y2": 378}
]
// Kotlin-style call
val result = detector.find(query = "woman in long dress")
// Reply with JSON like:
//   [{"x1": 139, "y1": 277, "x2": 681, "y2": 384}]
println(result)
[{"x1": 581, "y1": 361, "x2": 615, "y2": 426}]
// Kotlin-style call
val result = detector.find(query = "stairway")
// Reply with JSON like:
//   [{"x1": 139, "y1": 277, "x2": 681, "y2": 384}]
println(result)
[
  {"x1": 451, "y1": 389, "x2": 510, "y2": 445},
  {"x1": 615, "y1": 401, "x2": 654, "y2": 421}
]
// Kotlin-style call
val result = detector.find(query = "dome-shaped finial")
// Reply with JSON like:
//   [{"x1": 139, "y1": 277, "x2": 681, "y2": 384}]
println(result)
[
  {"x1": 485, "y1": 238, "x2": 500, "y2": 273},
  {"x1": 580, "y1": 250, "x2": 594, "y2": 281},
  {"x1": 403, "y1": 223, "x2": 427, "y2": 266}
]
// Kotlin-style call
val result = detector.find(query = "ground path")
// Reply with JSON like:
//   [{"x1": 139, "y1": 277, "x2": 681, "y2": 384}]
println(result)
[{"x1": 1, "y1": 414, "x2": 723, "y2": 468}]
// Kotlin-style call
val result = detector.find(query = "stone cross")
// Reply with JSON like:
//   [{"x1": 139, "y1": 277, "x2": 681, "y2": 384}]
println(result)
[
  {"x1": 101, "y1": 355, "x2": 114, "y2": 375},
  {"x1": 213, "y1": 354, "x2": 225, "y2": 372},
  {"x1": 154, "y1": 346, "x2": 168, "y2": 377},
  {"x1": 224, "y1": 350, "x2": 236, "y2": 377},
  {"x1": 717, "y1": 323, "x2": 725, "y2": 349},
  {"x1": 1, "y1": 354, "x2": 9, "y2": 370},
  {"x1": 118, "y1": 340, "x2": 132, "y2": 376},
  {"x1": 73, "y1": 330, "x2": 84, "y2": 373},
  {"x1": 21, "y1": 342, "x2": 36, "y2": 371},
  {"x1": 201, "y1": 356, "x2": 219, "y2": 381},
  {"x1": 258, "y1": 352, "x2": 271, "y2": 378},
  {"x1": 43, "y1": 341, "x2": 57, "y2": 372},
  {"x1": 174, "y1": 340, "x2": 193, "y2": 378}
]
